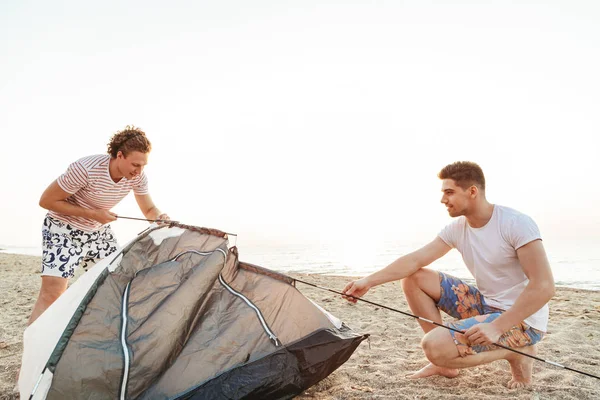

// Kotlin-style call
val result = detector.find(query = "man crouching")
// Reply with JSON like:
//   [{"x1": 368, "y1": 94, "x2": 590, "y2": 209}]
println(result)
[{"x1": 342, "y1": 161, "x2": 555, "y2": 388}]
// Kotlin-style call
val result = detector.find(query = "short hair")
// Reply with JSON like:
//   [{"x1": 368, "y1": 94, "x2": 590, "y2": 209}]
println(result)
[
  {"x1": 107, "y1": 125, "x2": 152, "y2": 158},
  {"x1": 438, "y1": 161, "x2": 485, "y2": 191}
]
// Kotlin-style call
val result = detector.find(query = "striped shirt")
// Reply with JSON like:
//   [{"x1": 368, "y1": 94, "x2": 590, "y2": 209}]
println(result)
[{"x1": 48, "y1": 154, "x2": 149, "y2": 232}]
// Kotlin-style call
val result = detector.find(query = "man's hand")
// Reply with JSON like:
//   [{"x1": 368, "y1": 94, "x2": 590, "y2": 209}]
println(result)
[
  {"x1": 89, "y1": 210, "x2": 117, "y2": 224},
  {"x1": 342, "y1": 278, "x2": 371, "y2": 303},
  {"x1": 156, "y1": 213, "x2": 170, "y2": 224},
  {"x1": 464, "y1": 322, "x2": 503, "y2": 346}
]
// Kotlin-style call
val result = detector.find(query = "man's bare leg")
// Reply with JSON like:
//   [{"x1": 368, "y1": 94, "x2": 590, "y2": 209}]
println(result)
[
  {"x1": 401, "y1": 268, "x2": 459, "y2": 379},
  {"x1": 27, "y1": 276, "x2": 68, "y2": 325},
  {"x1": 418, "y1": 326, "x2": 536, "y2": 388},
  {"x1": 17, "y1": 276, "x2": 68, "y2": 389}
]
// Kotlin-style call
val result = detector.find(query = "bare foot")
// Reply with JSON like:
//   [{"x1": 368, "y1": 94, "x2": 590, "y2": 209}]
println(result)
[
  {"x1": 406, "y1": 363, "x2": 459, "y2": 379},
  {"x1": 506, "y1": 345, "x2": 536, "y2": 389}
]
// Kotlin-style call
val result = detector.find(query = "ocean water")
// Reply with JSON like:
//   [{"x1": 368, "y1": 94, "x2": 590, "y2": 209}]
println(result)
[
  {"x1": 237, "y1": 241, "x2": 600, "y2": 291},
  {"x1": 2, "y1": 240, "x2": 598, "y2": 291}
]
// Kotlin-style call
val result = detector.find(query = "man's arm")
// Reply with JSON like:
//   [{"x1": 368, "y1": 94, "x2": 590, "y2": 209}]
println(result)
[
  {"x1": 342, "y1": 237, "x2": 452, "y2": 302},
  {"x1": 39, "y1": 180, "x2": 116, "y2": 224},
  {"x1": 466, "y1": 239, "x2": 555, "y2": 345},
  {"x1": 134, "y1": 194, "x2": 169, "y2": 221}
]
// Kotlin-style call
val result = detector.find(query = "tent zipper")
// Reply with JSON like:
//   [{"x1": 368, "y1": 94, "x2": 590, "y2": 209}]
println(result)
[
  {"x1": 119, "y1": 246, "x2": 235, "y2": 398},
  {"x1": 218, "y1": 274, "x2": 281, "y2": 347},
  {"x1": 118, "y1": 247, "x2": 230, "y2": 398},
  {"x1": 119, "y1": 280, "x2": 132, "y2": 400}
]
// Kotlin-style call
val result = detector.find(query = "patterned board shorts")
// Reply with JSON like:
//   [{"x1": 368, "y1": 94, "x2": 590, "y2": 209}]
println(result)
[
  {"x1": 436, "y1": 272, "x2": 544, "y2": 357},
  {"x1": 41, "y1": 215, "x2": 118, "y2": 279}
]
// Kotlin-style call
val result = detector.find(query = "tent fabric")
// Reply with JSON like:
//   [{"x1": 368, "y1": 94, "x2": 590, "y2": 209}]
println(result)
[{"x1": 20, "y1": 223, "x2": 368, "y2": 399}]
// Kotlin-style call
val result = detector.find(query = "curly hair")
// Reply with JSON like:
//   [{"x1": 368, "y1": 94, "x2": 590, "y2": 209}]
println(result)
[
  {"x1": 107, "y1": 125, "x2": 152, "y2": 158},
  {"x1": 438, "y1": 161, "x2": 486, "y2": 191}
]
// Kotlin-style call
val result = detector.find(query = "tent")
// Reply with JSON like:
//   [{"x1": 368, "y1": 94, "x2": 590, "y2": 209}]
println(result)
[{"x1": 19, "y1": 223, "x2": 369, "y2": 399}]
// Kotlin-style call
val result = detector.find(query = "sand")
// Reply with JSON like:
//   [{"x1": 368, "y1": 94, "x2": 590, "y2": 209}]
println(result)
[{"x1": 1, "y1": 252, "x2": 599, "y2": 399}]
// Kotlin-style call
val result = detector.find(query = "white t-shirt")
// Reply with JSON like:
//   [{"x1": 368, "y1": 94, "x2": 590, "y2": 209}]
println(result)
[{"x1": 438, "y1": 205, "x2": 549, "y2": 332}]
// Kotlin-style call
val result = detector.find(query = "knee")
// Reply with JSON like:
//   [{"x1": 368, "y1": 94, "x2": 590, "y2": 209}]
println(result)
[
  {"x1": 421, "y1": 334, "x2": 441, "y2": 364},
  {"x1": 401, "y1": 269, "x2": 425, "y2": 291},
  {"x1": 39, "y1": 287, "x2": 63, "y2": 305},
  {"x1": 39, "y1": 280, "x2": 67, "y2": 305},
  {"x1": 421, "y1": 330, "x2": 451, "y2": 366}
]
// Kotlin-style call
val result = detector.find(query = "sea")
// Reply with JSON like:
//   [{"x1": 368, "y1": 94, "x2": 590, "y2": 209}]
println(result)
[{"x1": 2, "y1": 238, "x2": 599, "y2": 291}]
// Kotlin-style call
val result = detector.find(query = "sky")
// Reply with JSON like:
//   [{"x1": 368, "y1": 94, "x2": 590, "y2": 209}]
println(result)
[{"x1": 1, "y1": 1, "x2": 599, "y2": 259}]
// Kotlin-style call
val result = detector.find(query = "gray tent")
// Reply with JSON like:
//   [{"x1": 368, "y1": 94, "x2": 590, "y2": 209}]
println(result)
[{"x1": 20, "y1": 223, "x2": 368, "y2": 399}]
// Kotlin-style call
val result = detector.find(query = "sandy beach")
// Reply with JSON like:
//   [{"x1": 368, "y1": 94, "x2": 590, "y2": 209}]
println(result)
[{"x1": 1, "y1": 252, "x2": 599, "y2": 399}]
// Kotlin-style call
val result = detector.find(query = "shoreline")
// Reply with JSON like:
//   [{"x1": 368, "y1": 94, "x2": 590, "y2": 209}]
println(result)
[
  {"x1": 1, "y1": 250, "x2": 598, "y2": 293},
  {"x1": 1, "y1": 254, "x2": 599, "y2": 399}
]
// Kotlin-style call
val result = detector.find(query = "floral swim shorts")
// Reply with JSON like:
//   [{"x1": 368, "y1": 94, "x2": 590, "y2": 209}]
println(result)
[
  {"x1": 435, "y1": 272, "x2": 544, "y2": 357},
  {"x1": 41, "y1": 215, "x2": 118, "y2": 279}
]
